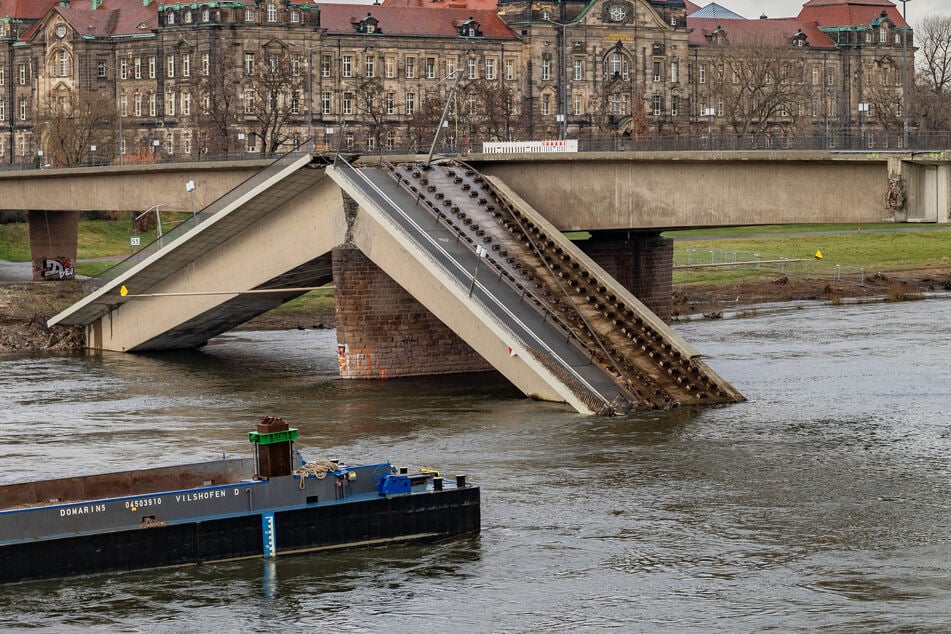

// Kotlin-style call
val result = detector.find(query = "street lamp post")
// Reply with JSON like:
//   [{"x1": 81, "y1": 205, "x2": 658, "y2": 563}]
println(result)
[
  {"x1": 426, "y1": 69, "x2": 464, "y2": 165},
  {"x1": 899, "y1": 0, "x2": 912, "y2": 149},
  {"x1": 542, "y1": 18, "x2": 569, "y2": 141}
]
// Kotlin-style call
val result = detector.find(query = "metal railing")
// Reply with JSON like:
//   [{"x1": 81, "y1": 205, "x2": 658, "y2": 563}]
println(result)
[{"x1": 81, "y1": 146, "x2": 312, "y2": 294}]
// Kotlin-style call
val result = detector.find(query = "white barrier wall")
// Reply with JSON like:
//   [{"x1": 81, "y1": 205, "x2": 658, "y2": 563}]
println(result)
[{"x1": 482, "y1": 140, "x2": 578, "y2": 154}]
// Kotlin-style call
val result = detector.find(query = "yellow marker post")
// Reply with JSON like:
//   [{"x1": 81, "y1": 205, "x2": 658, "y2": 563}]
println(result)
[
  {"x1": 120, "y1": 285, "x2": 128, "y2": 297},
  {"x1": 814, "y1": 250, "x2": 823, "y2": 260}
]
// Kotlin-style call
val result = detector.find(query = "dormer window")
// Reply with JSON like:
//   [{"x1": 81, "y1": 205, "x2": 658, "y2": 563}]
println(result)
[
  {"x1": 792, "y1": 31, "x2": 808, "y2": 48},
  {"x1": 166, "y1": 11, "x2": 175, "y2": 25},
  {"x1": 266, "y1": 3, "x2": 277, "y2": 23},
  {"x1": 245, "y1": 9, "x2": 255, "y2": 23},
  {"x1": 202, "y1": 9, "x2": 210, "y2": 22},
  {"x1": 880, "y1": 26, "x2": 888, "y2": 42},
  {"x1": 354, "y1": 13, "x2": 380, "y2": 34},
  {"x1": 183, "y1": 11, "x2": 192, "y2": 24},
  {"x1": 290, "y1": 11, "x2": 299, "y2": 24},
  {"x1": 459, "y1": 18, "x2": 482, "y2": 38}
]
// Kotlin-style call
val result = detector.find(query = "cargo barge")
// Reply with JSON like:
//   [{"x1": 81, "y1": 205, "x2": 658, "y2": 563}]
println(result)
[{"x1": 0, "y1": 417, "x2": 480, "y2": 583}]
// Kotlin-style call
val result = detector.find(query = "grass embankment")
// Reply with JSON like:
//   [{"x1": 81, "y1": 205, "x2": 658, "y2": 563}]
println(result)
[{"x1": 665, "y1": 224, "x2": 951, "y2": 286}]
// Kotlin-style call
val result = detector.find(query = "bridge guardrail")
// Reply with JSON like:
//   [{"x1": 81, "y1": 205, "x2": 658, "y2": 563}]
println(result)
[{"x1": 81, "y1": 147, "x2": 313, "y2": 295}]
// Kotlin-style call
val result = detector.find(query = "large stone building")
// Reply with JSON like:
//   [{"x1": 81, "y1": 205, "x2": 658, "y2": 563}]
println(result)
[{"x1": 0, "y1": 0, "x2": 912, "y2": 165}]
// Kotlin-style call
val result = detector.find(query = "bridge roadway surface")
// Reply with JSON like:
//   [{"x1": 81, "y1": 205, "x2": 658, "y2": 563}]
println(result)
[
  {"x1": 49, "y1": 151, "x2": 743, "y2": 415},
  {"x1": 331, "y1": 160, "x2": 622, "y2": 413}
]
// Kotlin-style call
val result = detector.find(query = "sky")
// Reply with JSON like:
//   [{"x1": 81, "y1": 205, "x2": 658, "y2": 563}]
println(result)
[{"x1": 717, "y1": 0, "x2": 946, "y2": 23}]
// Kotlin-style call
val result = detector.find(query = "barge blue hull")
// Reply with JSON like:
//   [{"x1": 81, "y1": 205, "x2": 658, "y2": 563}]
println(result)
[{"x1": 1, "y1": 486, "x2": 479, "y2": 583}]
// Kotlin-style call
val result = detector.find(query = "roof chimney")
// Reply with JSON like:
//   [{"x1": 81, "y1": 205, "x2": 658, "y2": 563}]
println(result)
[{"x1": 760, "y1": 13, "x2": 767, "y2": 20}]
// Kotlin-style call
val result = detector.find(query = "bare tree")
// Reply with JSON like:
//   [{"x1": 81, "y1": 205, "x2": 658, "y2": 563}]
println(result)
[
  {"x1": 38, "y1": 90, "x2": 115, "y2": 166},
  {"x1": 245, "y1": 48, "x2": 305, "y2": 155},
  {"x1": 916, "y1": 14, "x2": 951, "y2": 95},
  {"x1": 913, "y1": 14, "x2": 951, "y2": 130},
  {"x1": 353, "y1": 76, "x2": 391, "y2": 150},
  {"x1": 467, "y1": 79, "x2": 522, "y2": 142},
  {"x1": 193, "y1": 51, "x2": 243, "y2": 157},
  {"x1": 707, "y1": 39, "x2": 813, "y2": 136}
]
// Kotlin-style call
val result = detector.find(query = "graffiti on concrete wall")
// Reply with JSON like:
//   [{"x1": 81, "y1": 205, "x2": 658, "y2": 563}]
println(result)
[{"x1": 33, "y1": 257, "x2": 75, "y2": 280}]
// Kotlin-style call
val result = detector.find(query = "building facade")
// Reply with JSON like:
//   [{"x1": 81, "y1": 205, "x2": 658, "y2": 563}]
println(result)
[{"x1": 0, "y1": 0, "x2": 913, "y2": 166}]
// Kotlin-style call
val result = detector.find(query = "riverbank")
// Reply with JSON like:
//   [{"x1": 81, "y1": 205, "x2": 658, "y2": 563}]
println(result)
[{"x1": 2, "y1": 266, "x2": 949, "y2": 353}]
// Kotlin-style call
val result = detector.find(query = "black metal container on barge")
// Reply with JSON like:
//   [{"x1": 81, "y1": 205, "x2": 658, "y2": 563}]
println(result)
[{"x1": 0, "y1": 416, "x2": 480, "y2": 583}]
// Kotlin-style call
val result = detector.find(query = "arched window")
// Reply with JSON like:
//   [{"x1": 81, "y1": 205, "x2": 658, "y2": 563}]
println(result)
[{"x1": 606, "y1": 52, "x2": 630, "y2": 81}]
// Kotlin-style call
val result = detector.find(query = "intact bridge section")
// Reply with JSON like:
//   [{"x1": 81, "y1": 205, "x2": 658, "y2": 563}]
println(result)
[{"x1": 50, "y1": 151, "x2": 743, "y2": 415}]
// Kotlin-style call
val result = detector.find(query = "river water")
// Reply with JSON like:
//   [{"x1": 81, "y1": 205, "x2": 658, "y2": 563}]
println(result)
[{"x1": 0, "y1": 299, "x2": 948, "y2": 632}]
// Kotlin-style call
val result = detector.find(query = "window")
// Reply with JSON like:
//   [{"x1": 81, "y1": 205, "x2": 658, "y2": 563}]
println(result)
[
  {"x1": 652, "y1": 61, "x2": 661, "y2": 82},
  {"x1": 385, "y1": 92, "x2": 395, "y2": 115},
  {"x1": 290, "y1": 11, "x2": 299, "y2": 23},
  {"x1": 120, "y1": 58, "x2": 128, "y2": 79},
  {"x1": 245, "y1": 9, "x2": 254, "y2": 22},
  {"x1": 167, "y1": 55, "x2": 175, "y2": 78},
  {"x1": 166, "y1": 90, "x2": 175, "y2": 116},
  {"x1": 406, "y1": 56, "x2": 416, "y2": 79},
  {"x1": 165, "y1": 135, "x2": 174, "y2": 155},
  {"x1": 385, "y1": 56, "x2": 396, "y2": 78},
  {"x1": 342, "y1": 55, "x2": 352, "y2": 77},
  {"x1": 573, "y1": 93, "x2": 582, "y2": 115},
  {"x1": 244, "y1": 91, "x2": 254, "y2": 114},
  {"x1": 365, "y1": 55, "x2": 374, "y2": 77},
  {"x1": 247, "y1": 133, "x2": 256, "y2": 153},
  {"x1": 386, "y1": 131, "x2": 395, "y2": 150},
  {"x1": 366, "y1": 136, "x2": 375, "y2": 151},
  {"x1": 149, "y1": 93, "x2": 157, "y2": 116},
  {"x1": 486, "y1": 58, "x2": 496, "y2": 80},
  {"x1": 181, "y1": 91, "x2": 190, "y2": 115},
  {"x1": 716, "y1": 98, "x2": 723, "y2": 116},
  {"x1": 120, "y1": 95, "x2": 127, "y2": 116},
  {"x1": 447, "y1": 57, "x2": 457, "y2": 76},
  {"x1": 148, "y1": 56, "x2": 156, "y2": 78},
  {"x1": 58, "y1": 51, "x2": 69, "y2": 77},
  {"x1": 183, "y1": 10, "x2": 192, "y2": 24},
  {"x1": 134, "y1": 93, "x2": 142, "y2": 116},
  {"x1": 468, "y1": 56, "x2": 477, "y2": 79},
  {"x1": 573, "y1": 59, "x2": 583, "y2": 81},
  {"x1": 18, "y1": 63, "x2": 26, "y2": 84},
  {"x1": 343, "y1": 92, "x2": 352, "y2": 115},
  {"x1": 245, "y1": 52, "x2": 255, "y2": 75},
  {"x1": 826, "y1": 69, "x2": 834, "y2": 85},
  {"x1": 134, "y1": 57, "x2": 141, "y2": 79},
  {"x1": 652, "y1": 94, "x2": 662, "y2": 116},
  {"x1": 266, "y1": 3, "x2": 277, "y2": 23},
  {"x1": 184, "y1": 132, "x2": 192, "y2": 155},
  {"x1": 0, "y1": 68, "x2": 4, "y2": 85},
  {"x1": 812, "y1": 66, "x2": 819, "y2": 85},
  {"x1": 202, "y1": 9, "x2": 210, "y2": 21},
  {"x1": 541, "y1": 58, "x2": 551, "y2": 81},
  {"x1": 698, "y1": 63, "x2": 706, "y2": 84},
  {"x1": 406, "y1": 92, "x2": 415, "y2": 115},
  {"x1": 201, "y1": 53, "x2": 209, "y2": 76},
  {"x1": 0, "y1": 100, "x2": 6, "y2": 120},
  {"x1": 18, "y1": 98, "x2": 26, "y2": 120},
  {"x1": 291, "y1": 90, "x2": 300, "y2": 114},
  {"x1": 610, "y1": 94, "x2": 621, "y2": 115},
  {"x1": 321, "y1": 55, "x2": 332, "y2": 77},
  {"x1": 880, "y1": 26, "x2": 888, "y2": 43},
  {"x1": 321, "y1": 91, "x2": 331, "y2": 114},
  {"x1": 505, "y1": 59, "x2": 515, "y2": 81},
  {"x1": 119, "y1": 138, "x2": 126, "y2": 156},
  {"x1": 671, "y1": 96, "x2": 678, "y2": 116},
  {"x1": 542, "y1": 94, "x2": 551, "y2": 116},
  {"x1": 426, "y1": 57, "x2": 436, "y2": 79},
  {"x1": 865, "y1": 31, "x2": 872, "y2": 43},
  {"x1": 292, "y1": 56, "x2": 301, "y2": 76},
  {"x1": 670, "y1": 61, "x2": 678, "y2": 83},
  {"x1": 167, "y1": 11, "x2": 175, "y2": 25}
]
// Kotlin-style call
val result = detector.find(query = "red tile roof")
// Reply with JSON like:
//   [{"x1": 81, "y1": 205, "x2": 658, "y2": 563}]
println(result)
[
  {"x1": 318, "y1": 4, "x2": 517, "y2": 39},
  {"x1": 798, "y1": 0, "x2": 907, "y2": 28},
  {"x1": 0, "y1": 0, "x2": 58, "y2": 20},
  {"x1": 687, "y1": 16, "x2": 837, "y2": 49},
  {"x1": 381, "y1": 0, "x2": 499, "y2": 10},
  {"x1": 684, "y1": 0, "x2": 701, "y2": 15}
]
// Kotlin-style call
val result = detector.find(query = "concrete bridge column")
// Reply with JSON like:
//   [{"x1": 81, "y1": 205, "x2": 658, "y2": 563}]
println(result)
[
  {"x1": 578, "y1": 231, "x2": 673, "y2": 322},
  {"x1": 28, "y1": 210, "x2": 79, "y2": 281},
  {"x1": 332, "y1": 246, "x2": 492, "y2": 379}
]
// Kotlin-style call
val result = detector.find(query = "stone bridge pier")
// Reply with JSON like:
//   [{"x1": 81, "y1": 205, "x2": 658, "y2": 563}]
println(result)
[{"x1": 28, "y1": 210, "x2": 80, "y2": 281}]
